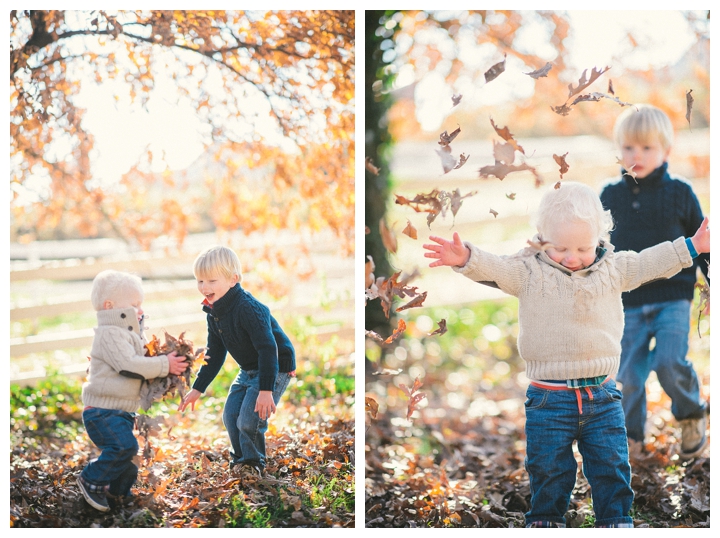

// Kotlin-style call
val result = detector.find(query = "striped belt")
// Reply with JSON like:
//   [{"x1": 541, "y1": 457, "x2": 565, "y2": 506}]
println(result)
[{"x1": 529, "y1": 376, "x2": 609, "y2": 414}]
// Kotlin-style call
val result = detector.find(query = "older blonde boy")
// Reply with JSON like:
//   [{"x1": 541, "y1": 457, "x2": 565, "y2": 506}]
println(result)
[
  {"x1": 424, "y1": 182, "x2": 710, "y2": 527},
  {"x1": 180, "y1": 246, "x2": 296, "y2": 475},
  {"x1": 79, "y1": 270, "x2": 187, "y2": 512},
  {"x1": 600, "y1": 104, "x2": 710, "y2": 459}
]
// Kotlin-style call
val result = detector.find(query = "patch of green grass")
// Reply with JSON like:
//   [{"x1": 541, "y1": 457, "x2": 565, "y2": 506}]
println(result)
[
  {"x1": 305, "y1": 475, "x2": 355, "y2": 513},
  {"x1": 225, "y1": 491, "x2": 287, "y2": 528},
  {"x1": 10, "y1": 373, "x2": 84, "y2": 434}
]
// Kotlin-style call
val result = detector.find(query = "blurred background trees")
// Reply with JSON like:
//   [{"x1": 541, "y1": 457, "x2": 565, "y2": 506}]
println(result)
[{"x1": 10, "y1": 10, "x2": 354, "y2": 253}]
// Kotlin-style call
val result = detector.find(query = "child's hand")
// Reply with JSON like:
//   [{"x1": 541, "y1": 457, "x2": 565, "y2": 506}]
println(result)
[
  {"x1": 423, "y1": 232, "x2": 471, "y2": 268},
  {"x1": 691, "y1": 216, "x2": 710, "y2": 254},
  {"x1": 255, "y1": 391, "x2": 276, "y2": 421},
  {"x1": 179, "y1": 389, "x2": 201, "y2": 412},
  {"x1": 166, "y1": 351, "x2": 188, "y2": 376}
]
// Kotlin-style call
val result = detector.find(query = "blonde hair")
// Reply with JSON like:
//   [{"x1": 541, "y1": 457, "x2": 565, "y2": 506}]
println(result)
[
  {"x1": 193, "y1": 245, "x2": 243, "y2": 282},
  {"x1": 535, "y1": 182, "x2": 614, "y2": 243},
  {"x1": 613, "y1": 104, "x2": 674, "y2": 151},
  {"x1": 90, "y1": 270, "x2": 143, "y2": 311}
]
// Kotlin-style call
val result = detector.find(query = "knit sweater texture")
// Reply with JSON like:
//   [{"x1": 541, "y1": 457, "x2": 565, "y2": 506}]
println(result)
[
  {"x1": 82, "y1": 307, "x2": 170, "y2": 412},
  {"x1": 600, "y1": 162, "x2": 710, "y2": 308},
  {"x1": 192, "y1": 283, "x2": 296, "y2": 393},
  {"x1": 454, "y1": 236, "x2": 693, "y2": 381}
]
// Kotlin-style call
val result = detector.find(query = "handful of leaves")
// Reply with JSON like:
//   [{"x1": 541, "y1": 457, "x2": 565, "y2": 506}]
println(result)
[{"x1": 139, "y1": 331, "x2": 205, "y2": 411}]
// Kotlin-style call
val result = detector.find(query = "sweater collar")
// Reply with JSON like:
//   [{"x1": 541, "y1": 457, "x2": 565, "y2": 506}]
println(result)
[
  {"x1": 535, "y1": 236, "x2": 614, "y2": 276},
  {"x1": 202, "y1": 282, "x2": 242, "y2": 315},
  {"x1": 622, "y1": 161, "x2": 667, "y2": 188},
  {"x1": 97, "y1": 307, "x2": 142, "y2": 335}
]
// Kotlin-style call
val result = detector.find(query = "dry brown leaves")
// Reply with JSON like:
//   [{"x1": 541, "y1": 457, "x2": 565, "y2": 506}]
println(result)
[
  {"x1": 686, "y1": 89, "x2": 694, "y2": 128},
  {"x1": 395, "y1": 189, "x2": 477, "y2": 228},
  {"x1": 399, "y1": 376, "x2": 427, "y2": 420},
  {"x1": 524, "y1": 62, "x2": 552, "y2": 79},
  {"x1": 140, "y1": 332, "x2": 206, "y2": 412},
  {"x1": 553, "y1": 152, "x2": 569, "y2": 179},
  {"x1": 550, "y1": 66, "x2": 633, "y2": 116}
]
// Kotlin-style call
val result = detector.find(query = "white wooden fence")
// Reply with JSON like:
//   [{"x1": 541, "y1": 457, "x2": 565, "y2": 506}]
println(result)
[{"x1": 10, "y1": 231, "x2": 354, "y2": 385}]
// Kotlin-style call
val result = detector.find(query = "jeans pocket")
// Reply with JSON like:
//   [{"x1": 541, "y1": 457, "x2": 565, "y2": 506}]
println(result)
[{"x1": 524, "y1": 387, "x2": 548, "y2": 410}]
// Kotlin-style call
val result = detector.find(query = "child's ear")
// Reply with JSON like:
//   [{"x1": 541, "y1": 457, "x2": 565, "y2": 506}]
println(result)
[
  {"x1": 103, "y1": 300, "x2": 114, "y2": 310},
  {"x1": 663, "y1": 146, "x2": 672, "y2": 160}
]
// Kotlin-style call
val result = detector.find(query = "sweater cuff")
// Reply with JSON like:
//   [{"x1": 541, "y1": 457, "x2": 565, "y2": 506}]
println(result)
[
  {"x1": 259, "y1": 375, "x2": 276, "y2": 392},
  {"x1": 685, "y1": 237, "x2": 699, "y2": 258}
]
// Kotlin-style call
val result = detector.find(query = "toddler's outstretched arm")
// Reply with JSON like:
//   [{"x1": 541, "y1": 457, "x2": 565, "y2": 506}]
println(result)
[
  {"x1": 423, "y1": 232, "x2": 471, "y2": 268},
  {"x1": 691, "y1": 216, "x2": 710, "y2": 254}
]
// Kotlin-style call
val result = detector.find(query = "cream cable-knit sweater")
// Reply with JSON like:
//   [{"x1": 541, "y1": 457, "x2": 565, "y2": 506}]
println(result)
[
  {"x1": 81, "y1": 307, "x2": 170, "y2": 412},
  {"x1": 454, "y1": 236, "x2": 693, "y2": 381}
]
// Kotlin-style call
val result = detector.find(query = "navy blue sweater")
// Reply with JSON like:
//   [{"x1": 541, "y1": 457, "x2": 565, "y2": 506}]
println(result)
[
  {"x1": 600, "y1": 162, "x2": 710, "y2": 308},
  {"x1": 192, "y1": 283, "x2": 296, "y2": 393}
]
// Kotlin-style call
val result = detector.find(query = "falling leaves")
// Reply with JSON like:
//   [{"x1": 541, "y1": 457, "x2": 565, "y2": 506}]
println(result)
[
  {"x1": 506, "y1": 193, "x2": 516, "y2": 200},
  {"x1": 527, "y1": 238, "x2": 552, "y2": 251},
  {"x1": 479, "y1": 161, "x2": 539, "y2": 184},
  {"x1": 379, "y1": 219, "x2": 397, "y2": 254},
  {"x1": 551, "y1": 66, "x2": 621, "y2": 116},
  {"x1": 366, "y1": 157, "x2": 381, "y2": 176},
  {"x1": 428, "y1": 319, "x2": 447, "y2": 337},
  {"x1": 617, "y1": 157, "x2": 637, "y2": 182},
  {"x1": 489, "y1": 208, "x2": 498, "y2": 218},
  {"x1": 399, "y1": 376, "x2": 427, "y2": 420},
  {"x1": 438, "y1": 126, "x2": 461, "y2": 147},
  {"x1": 365, "y1": 270, "x2": 424, "y2": 319},
  {"x1": 395, "y1": 189, "x2": 477, "y2": 228},
  {"x1": 452, "y1": 94, "x2": 462, "y2": 107},
  {"x1": 553, "y1": 153, "x2": 569, "y2": 179},
  {"x1": 524, "y1": 62, "x2": 552, "y2": 79},
  {"x1": 686, "y1": 89, "x2": 694, "y2": 128},
  {"x1": 365, "y1": 396, "x2": 379, "y2": 419},
  {"x1": 396, "y1": 291, "x2": 428, "y2": 313},
  {"x1": 365, "y1": 255, "x2": 375, "y2": 289},
  {"x1": 554, "y1": 181, "x2": 561, "y2": 189},
  {"x1": 490, "y1": 118, "x2": 524, "y2": 154},
  {"x1": 484, "y1": 54, "x2": 506, "y2": 83},
  {"x1": 384, "y1": 318, "x2": 407, "y2": 344},
  {"x1": 402, "y1": 220, "x2": 417, "y2": 240},
  {"x1": 365, "y1": 330, "x2": 384, "y2": 344}
]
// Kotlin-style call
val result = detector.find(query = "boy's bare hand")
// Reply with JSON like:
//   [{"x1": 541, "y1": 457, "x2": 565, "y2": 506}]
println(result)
[
  {"x1": 691, "y1": 216, "x2": 710, "y2": 254},
  {"x1": 166, "y1": 351, "x2": 188, "y2": 376},
  {"x1": 179, "y1": 388, "x2": 201, "y2": 412},
  {"x1": 255, "y1": 391, "x2": 276, "y2": 421},
  {"x1": 423, "y1": 232, "x2": 471, "y2": 268}
]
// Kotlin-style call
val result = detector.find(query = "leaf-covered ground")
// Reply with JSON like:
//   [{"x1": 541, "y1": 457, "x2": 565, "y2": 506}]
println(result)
[
  {"x1": 11, "y1": 378, "x2": 355, "y2": 528},
  {"x1": 365, "y1": 299, "x2": 710, "y2": 528}
]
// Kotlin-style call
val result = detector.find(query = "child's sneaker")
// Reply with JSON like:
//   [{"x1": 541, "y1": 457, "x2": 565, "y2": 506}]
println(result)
[
  {"x1": 679, "y1": 416, "x2": 707, "y2": 460},
  {"x1": 77, "y1": 477, "x2": 110, "y2": 512}
]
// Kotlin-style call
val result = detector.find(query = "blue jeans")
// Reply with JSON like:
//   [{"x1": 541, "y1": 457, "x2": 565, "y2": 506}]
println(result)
[
  {"x1": 618, "y1": 300, "x2": 705, "y2": 442},
  {"x1": 81, "y1": 408, "x2": 139, "y2": 496},
  {"x1": 223, "y1": 370, "x2": 292, "y2": 468},
  {"x1": 524, "y1": 379, "x2": 634, "y2": 528}
]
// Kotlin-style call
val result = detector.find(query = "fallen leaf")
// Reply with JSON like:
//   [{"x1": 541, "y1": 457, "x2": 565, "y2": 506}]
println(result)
[
  {"x1": 524, "y1": 62, "x2": 552, "y2": 79},
  {"x1": 384, "y1": 318, "x2": 407, "y2": 345},
  {"x1": 686, "y1": 89, "x2": 694, "y2": 128},
  {"x1": 366, "y1": 156, "x2": 380, "y2": 176},
  {"x1": 449, "y1": 188, "x2": 477, "y2": 218},
  {"x1": 567, "y1": 66, "x2": 610, "y2": 99},
  {"x1": 396, "y1": 291, "x2": 428, "y2": 312},
  {"x1": 608, "y1": 79, "x2": 615, "y2": 95},
  {"x1": 379, "y1": 219, "x2": 397, "y2": 254},
  {"x1": 402, "y1": 220, "x2": 418, "y2": 240},
  {"x1": 490, "y1": 118, "x2": 524, "y2": 154},
  {"x1": 527, "y1": 239, "x2": 552, "y2": 251},
  {"x1": 452, "y1": 94, "x2": 462, "y2": 107},
  {"x1": 484, "y1": 54, "x2": 506, "y2": 83},
  {"x1": 372, "y1": 368, "x2": 403, "y2": 375},
  {"x1": 506, "y1": 193, "x2": 516, "y2": 200},
  {"x1": 365, "y1": 255, "x2": 375, "y2": 289},
  {"x1": 554, "y1": 181, "x2": 561, "y2": 189},
  {"x1": 489, "y1": 208, "x2": 498, "y2": 218},
  {"x1": 617, "y1": 157, "x2": 637, "y2": 182},
  {"x1": 493, "y1": 140, "x2": 516, "y2": 165},
  {"x1": 428, "y1": 319, "x2": 447, "y2": 336},
  {"x1": 553, "y1": 153, "x2": 569, "y2": 179}
]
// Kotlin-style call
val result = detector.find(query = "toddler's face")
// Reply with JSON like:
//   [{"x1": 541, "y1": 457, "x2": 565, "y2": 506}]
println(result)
[
  {"x1": 108, "y1": 290, "x2": 144, "y2": 322},
  {"x1": 619, "y1": 136, "x2": 669, "y2": 179},
  {"x1": 196, "y1": 272, "x2": 238, "y2": 305},
  {"x1": 544, "y1": 220, "x2": 599, "y2": 272}
]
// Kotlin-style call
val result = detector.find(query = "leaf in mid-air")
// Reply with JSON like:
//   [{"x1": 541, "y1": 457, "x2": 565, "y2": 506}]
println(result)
[
  {"x1": 686, "y1": 89, "x2": 694, "y2": 128},
  {"x1": 452, "y1": 94, "x2": 462, "y2": 107},
  {"x1": 524, "y1": 62, "x2": 552, "y2": 79},
  {"x1": 365, "y1": 156, "x2": 380, "y2": 176},
  {"x1": 384, "y1": 318, "x2": 407, "y2": 345},
  {"x1": 489, "y1": 208, "x2": 499, "y2": 218},
  {"x1": 379, "y1": 219, "x2": 397, "y2": 254},
  {"x1": 402, "y1": 220, "x2": 418, "y2": 240},
  {"x1": 553, "y1": 153, "x2": 569, "y2": 179},
  {"x1": 428, "y1": 319, "x2": 447, "y2": 336},
  {"x1": 396, "y1": 291, "x2": 428, "y2": 312},
  {"x1": 438, "y1": 126, "x2": 461, "y2": 147},
  {"x1": 484, "y1": 54, "x2": 506, "y2": 83},
  {"x1": 365, "y1": 396, "x2": 379, "y2": 419}
]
